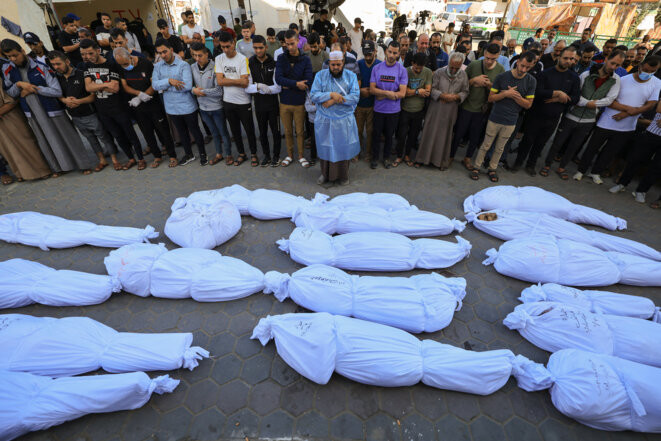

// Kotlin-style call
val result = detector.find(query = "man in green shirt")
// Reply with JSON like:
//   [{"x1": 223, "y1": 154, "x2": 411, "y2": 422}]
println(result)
[
  {"x1": 266, "y1": 28, "x2": 280, "y2": 58},
  {"x1": 450, "y1": 43, "x2": 504, "y2": 170},
  {"x1": 306, "y1": 32, "x2": 328, "y2": 74},
  {"x1": 393, "y1": 52, "x2": 432, "y2": 166}
]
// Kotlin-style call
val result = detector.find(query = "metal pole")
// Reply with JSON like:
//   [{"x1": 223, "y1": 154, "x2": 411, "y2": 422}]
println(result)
[
  {"x1": 228, "y1": 0, "x2": 235, "y2": 27},
  {"x1": 248, "y1": 0, "x2": 253, "y2": 21}
]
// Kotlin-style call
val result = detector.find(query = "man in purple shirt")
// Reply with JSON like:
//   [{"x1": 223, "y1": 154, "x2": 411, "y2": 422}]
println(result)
[{"x1": 369, "y1": 40, "x2": 408, "y2": 169}]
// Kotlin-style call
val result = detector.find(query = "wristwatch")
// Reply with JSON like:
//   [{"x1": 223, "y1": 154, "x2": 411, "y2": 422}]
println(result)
[{"x1": 415, "y1": 89, "x2": 419, "y2": 96}]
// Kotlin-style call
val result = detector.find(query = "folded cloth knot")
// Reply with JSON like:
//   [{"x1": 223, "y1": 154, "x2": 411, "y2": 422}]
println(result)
[
  {"x1": 263, "y1": 271, "x2": 292, "y2": 301},
  {"x1": 182, "y1": 346, "x2": 210, "y2": 370},
  {"x1": 452, "y1": 219, "x2": 467, "y2": 233},
  {"x1": 140, "y1": 225, "x2": 158, "y2": 243},
  {"x1": 503, "y1": 309, "x2": 534, "y2": 331},
  {"x1": 149, "y1": 375, "x2": 180, "y2": 394},
  {"x1": 482, "y1": 248, "x2": 498, "y2": 265},
  {"x1": 510, "y1": 354, "x2": 555, "y2": 392}
]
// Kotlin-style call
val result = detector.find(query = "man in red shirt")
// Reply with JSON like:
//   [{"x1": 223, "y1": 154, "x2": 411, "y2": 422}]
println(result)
[{"x1": 217, "y1": 15, "x2": 236, "y2": 40}]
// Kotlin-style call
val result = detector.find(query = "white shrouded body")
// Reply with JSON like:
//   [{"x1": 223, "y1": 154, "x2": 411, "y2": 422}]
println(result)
[
  {"x1": 165, "y1": 198, "x2": 241, "y2": 249},
  {"x1": 467, "y1": 209, "x2": 659, "y2": 261},
  {"x1": 514, "y1": 349, "x2": 661, "y2": 433},
  {"x1": 520, "y1": 283, "x2": 660, "y2": 323},
  {"x1": 263, "y1": 264, "x2": 466, "y2": 333},
  {"x1": 0, "y1": 371, "x2": 179, "y2": 441},
  {"x1": 483, "y1": 236, "x2": 661, "y2": 287},
  {"x1": 0, "y1": 211, "x2": 158, "y2": 250},
  {"x1": 277, "y1": 228, "x2": 471, "y2": 271},
  {"x1": 292, "y1": 204, "x2": 465, "y2": 236},
  {"x1": 105, "y1": 243, "x2": 265, "y2": 301},
  {"x1": 463, "y1": 186, "x2": 626, "y2": 231},
  {"x1": 251, "y1": 312, "x2": 542, "y2": 395},
  {"x1": 0, "y1": 314, "x2": 209, "y2": 377},
  {"x1": 0, "y1": 258, "x2": 120, "y2": 308},
  {"x1": 503, "y1": 302, "x2": 661, "y2": 367}
]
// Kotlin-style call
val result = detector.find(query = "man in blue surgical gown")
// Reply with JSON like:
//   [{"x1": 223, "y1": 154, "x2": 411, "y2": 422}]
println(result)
[{"x1": 310, "y1": 49, "x2": 360, "y2": 186}]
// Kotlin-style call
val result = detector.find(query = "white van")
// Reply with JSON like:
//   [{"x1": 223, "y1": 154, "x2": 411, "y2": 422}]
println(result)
[
  {"x1": 431, "y1": 12, "x2": 468, "y2": 32},
  {"x1": 466, "y1": 13, "x2": 502, "y2": 40}
]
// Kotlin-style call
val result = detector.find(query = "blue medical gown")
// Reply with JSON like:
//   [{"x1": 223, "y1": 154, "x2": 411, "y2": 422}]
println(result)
[{"x1": 309, "y1": 69, "x2": 361, "y2": 162}]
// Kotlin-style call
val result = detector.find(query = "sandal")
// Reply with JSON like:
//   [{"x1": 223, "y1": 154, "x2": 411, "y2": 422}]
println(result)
[
  {"x1": 555, "y1": 168, "x2": 569, "y2": 180},
  {"x1": 113, "y1": 162, "x2": 122, "y2": 171},
  {"x1": 209, "y1": 154, "x2": 224, "y2": 165},
  {"x1": 539, "y1": 166, "x2": 550, "y2": 177},
  {"x1": 168, "y1": 158, "x2": 178, "y2": 168},
  {"x1": 392, "y1": 157, "x2": 403, "y2": 168},
  {"x1": 414, "y1": 162, "x2": 422, "y2": 168},
  {"x1": 82, "y1": 169, "x2": 93, "y2": 175},
  {"x1": 404, "y1": 156, "x2": 413, "y2": 167},
  {"x1": 234, "y1": 154, "x2": 247, "y2": 166},
  {"x1": 123, "y1": 159, "x2": 136, "y2": 170},
  {"x1": 51, "y1": 173, "x2": 60, "y2": 178},
  {"x1": 94, "y1": 162, "x2": 108, "y2": 172},
  {"x1": 469, "y1": 169, "x2": 479, "y2": 180},
  {"x1": 1, "y1": 175, "x2": 13, "y2": 185},
  {"x1": 151, "y1": 158, "x2": 163, "y2": 168},
  {"x1": 251, "y1": 155, "x2": 259, "y2": 167},
  {"x1": 309, "y1": 158, "x2": 316, "y2": 166},
  {"x1": 225, "y1": 156, "x2": 234, "y2": 166},
  {"x1": 142, "y1": 147, "x2": 151, "y2": 156},
  {"x1": 281, "y1": 156, "x2": 292, "y2": 167},
  {"x1": 299, "y1": 157, "x2": 310, "y2": 168},
  {"x1": 462, "y1": 157, "x2": 473, "y2": 171},
  {"x1": 650, "y1": 200, "x2": 660, "y2": 210},
  {"x1": 137, "y1": 160, "x2": 147, "y2": 170},
  {"x1": 487, "y1": 170, "x2": 499, "y2": 182}
]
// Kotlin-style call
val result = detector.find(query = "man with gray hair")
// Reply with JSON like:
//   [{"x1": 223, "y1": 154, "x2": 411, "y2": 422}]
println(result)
[
  {"x1": 540, "y1": 39, "x2": 566, "y2": 69},
  {"x1": 403, "y1": 33, "x2": 438, "y2": 71}
]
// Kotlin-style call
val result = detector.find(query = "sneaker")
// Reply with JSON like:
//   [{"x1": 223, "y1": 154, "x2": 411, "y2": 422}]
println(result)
[
  {"x1": 573, "y1": 171, "x2": 583, "y2": 181},
  {"x1": 317, "y1": 174, "x2": 327, "y2": 185},
  {"x1": 370, "y1": 161, "x2": 378, "y2": 169},
  {"x1": 632, "y1": 191, "x2": 646, "y2": 203},
  {"x1": 588, "y1": 173, "x2": 603, "y2": 185},
  {"x1": 200, "y1": 156, "x2": 208, "y2": 166},
  {"x1": 609, "y1": 184, "x2": 625, "y2": 194},
  {"x1": 261, "y1": 157, "x2": 271, "y2": 167},
  {"x1": 179, "y1": 154, "x2": 195, "y2": 166},
  {"x1": 271, "y1": 158, "x2": 281, "y2": 167}
]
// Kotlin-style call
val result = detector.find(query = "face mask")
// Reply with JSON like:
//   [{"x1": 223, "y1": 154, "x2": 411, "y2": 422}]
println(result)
[
  {"x1": 124, "y1": 63, "x2": 134, "y2": 71},
  {"x1": 638, "y1": 71, "x2": 652, "y2": 81}
]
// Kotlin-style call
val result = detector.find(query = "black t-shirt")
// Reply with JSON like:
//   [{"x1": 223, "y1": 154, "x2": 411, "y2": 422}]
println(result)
[
  {"x1": 83, "y1": 59, "x2": 125, "y2": 114},
  {"x1": 58, "y1": 30, "x2": 82, "y2": 66},
  {"x1": 312, "y1": 19, "x2": 332, "y2": 40},
  {"x1": 156, "y1": 33, "x2": 185, "y2": 55},
  {"x1": 57, "y1": 67, "x2": 95, "y2": 117},
  {"x1": 119, "y1": 57, "x2": 153, "y2": 92}
]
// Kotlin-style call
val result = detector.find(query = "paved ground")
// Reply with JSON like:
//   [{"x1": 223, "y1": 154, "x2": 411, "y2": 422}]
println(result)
[{"x1": 1, "y1": 139, "x2": 660, "y2": 441}]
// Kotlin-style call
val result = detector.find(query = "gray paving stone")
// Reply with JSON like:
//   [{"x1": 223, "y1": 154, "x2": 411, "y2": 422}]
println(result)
[
  {"x1": 314, "y1": 378, "x2": 348, "y2": 417},
  {"x1": 346, "y1": 383, "x2": 380, "y2": 419},
  {"x1": 223, "y1": 408, "x2": 260, "y2": 438},
  {"x1": 401, "y1": 413, "x2": 436, "y2": 441},
  {"x1": 539, "y1": 418, "x2": 578, "y2": 441},
  {"x1": 436, "y1": 415, "x2": 471, "y2": 441},
  {"x1": 210, "y1": 354, "x2": 242, "y2": 385},
  {"x1": 412, "y1": 386, "x2": 447, "y2": 421},
  {"x1": 366, "y1": 413, "x2": 401, "y2": 441},
  {"x1": 217, "y1": 379, "x2": 250, "y2": 414},
  {"x1": 259, "y1": 410, "x2": 294, "y2": 438},
  {"x1": 379, "y1": 387, "x2": 414, "y2": 418},
  {"x1": 295, "y1": 410, "x2": 330, "y2": 438},
  {"x1": 271, "y1": 356, "x2": 301, "y2": 386},
  {"x1": 234, "y1": 333, "x2": 262, "y2": 359},
  {"x1": 207, "y1": 332, "x2": 236, "y2": 357},
  {"x1": 478, "y1": 391, "x2": 514, "y2": 422},
  {"x1": 248, "y1": 380, "x2": 282, "y2": 416},
  {"x1": 185, "y1": 379, "x2": 220, "y2": 415},
  {"x1": 156, "y1": 407, "x2": 193, "y2": 441},
  {"x1": 331, "y1": 412, "x2": 365, "y2": 440},
  {"x1": 505, "y1": 417, "x2": 543, "y2": 441},
  {"x1": 281, "y1": 379, "x2": 317, "y2": 417},
  {"x1": 444, "y1": 391, "x2": 481, "y2": 422},
  {"x1": 469, "y1": 416, "x2": 507, "y2": 441},
  {"x1": 240, "y1": 353, "x2": 272, "y2": 384},
  {"x1": 189, "y1": 408, "x2": 226, "y2": 441},
  {"x1": 228, "y1": 311, "x2": 258, "y2": 336},
  {"x1": 202, "y1": 312, "x2": 230, "y2": 335}
]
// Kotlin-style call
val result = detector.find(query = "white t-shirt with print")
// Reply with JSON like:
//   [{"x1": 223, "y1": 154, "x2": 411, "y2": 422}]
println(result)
[
  {"x1": 181, "y1": 23, "x2": 204, "y2": 41},
  {"x1": 215, "y1": 52, "x2": 251, "y2": 105},
  {"x1": 598, "y1": 74, "x2": 661, "y2": 132}
]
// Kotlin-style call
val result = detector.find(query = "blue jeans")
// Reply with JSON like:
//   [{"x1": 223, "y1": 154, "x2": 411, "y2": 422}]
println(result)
[{"x1": 199, "y1": 108, "x2": 232, "y2": 156}]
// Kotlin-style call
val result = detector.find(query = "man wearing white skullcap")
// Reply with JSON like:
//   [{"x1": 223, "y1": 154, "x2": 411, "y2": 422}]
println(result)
[{"x1": 309, "y1": 48, "x2": 361, "y2": 186}]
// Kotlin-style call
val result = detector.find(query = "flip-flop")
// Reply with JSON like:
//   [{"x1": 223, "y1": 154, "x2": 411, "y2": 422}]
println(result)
[
  {"x1": 151, "y1": 158, "x2": 163, "y2": 168},
  {"x1": 94, "y1": 162, "x2": 108, "y2": 172},
  {"x1": 209, "y1": 154, "x2": 224, "y2": 165},
  {"x1": 168, "y1": 158, "x2": 178, "y2": 168},
  {"x1": 112, "y1": 162, "x2": 122, "y2": 171}
]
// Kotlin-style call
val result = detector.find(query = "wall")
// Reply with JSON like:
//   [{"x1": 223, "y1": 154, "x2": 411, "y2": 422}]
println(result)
[
  {"x1": 51, "y1": 0, "x2": 164, "y2": 36},
  {"x1": 207, "y1": 0, "x2": 307, "y2": 33},
  {"x1": 0, "y1": 0, "x2": 53, "y2": 51}
]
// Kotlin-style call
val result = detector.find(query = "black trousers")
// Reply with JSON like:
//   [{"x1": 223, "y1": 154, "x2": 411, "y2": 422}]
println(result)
[
  {"x1": 133, "y1": 102, "x2": 176, "y2": 158},
  {"x1": 224, "y1": 101, "x2": 257, "y2": 155},
  {"x1": 451, "y1": 108, "x2": 487, "y2": 159},
  {"x1": 543, "y1": 118, "x2": 594, "y2": 169},
  {"x1": 396, "y1": 109, "x2": 424, "y2": 159},
  {"x1": 372, "y1": 112, "x2": 399, "y2": 161},
  {"x1": 578, "y1": 127, "x2": 634, "y2": 175},
  {"x1": 306, "y1": 119, "x2": 317, "y2": 160},
  {"x1": 515, "y1": 115, "x2": 560, "y2": 168},
  {"x1": 98, "y1": 111, "x2": 143, "y2": 160},
  {"x1": 618, "y1": 131, "x2": 661, "y2": 192},
  {"x1": 256, "y1": 108, "x2": 281, "y2": 159},
  {"x1": 169, "y1": 111, "x2": 206, "y2": 158}
]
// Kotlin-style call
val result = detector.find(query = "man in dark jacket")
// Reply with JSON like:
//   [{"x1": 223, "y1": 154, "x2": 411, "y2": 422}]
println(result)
[
  {"x1": 275, "y1": 29, "x2": 313, "y2": 167},
  {"x1": 403, "y1": 33, "x2": 437, "y2": 72},
  {"x1": 248, "y1": 35, "x2": 282, "y2": 166}
]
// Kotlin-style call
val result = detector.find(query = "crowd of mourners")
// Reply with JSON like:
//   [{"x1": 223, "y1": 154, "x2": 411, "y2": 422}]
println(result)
[{"x1": 0, "y1": 11, "x2": 659, "y2": 206}]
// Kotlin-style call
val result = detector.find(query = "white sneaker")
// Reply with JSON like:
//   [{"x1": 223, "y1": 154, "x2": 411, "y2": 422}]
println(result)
[
  {"x1": 573, "y1": 172, "x2": 583, "y2": 181},
  {"x1": 588, "y1": 173, "x2": 603, "y2": 185},
  {"x1": 609, "y1": 184, "x2": 625, "y2": 193},
  {"x1": 632, "y1": 192, "x2": 646, "y2": 203}
]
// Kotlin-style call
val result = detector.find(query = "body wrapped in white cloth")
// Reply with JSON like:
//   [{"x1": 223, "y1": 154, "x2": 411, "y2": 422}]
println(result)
[
  {"x1": 0, "y1": 258, "x2": 121, "y2": 308},
  {"x1": 0, "y1": 211, "x2": 158, "y2": 250},
  {"x1": 503, "y1": 302, "x2": 661, "y2": 367},
  {"x1": 0, "y1": 371, "x2": 179, "y2": 441},
  {"x1": 165, "y1": 198, "x2": 241, "y2": 249},
  {"x1": 263, "y1": 264, "x2": 466, "y2": 333},
  {"x1": 292, "y1": 204, "x2": 465, "y2": 236},
  {"x1": 483, "y1": 236, "x2": 661, "y2": 287},
  {"x1": 467, "y1": 210, "x2": 659, "y2": 261},
  {"x1": 514, "y1": 349, "x2": 661, "y2": 433},
  {"x1": 105, "y1": 243, "x2": 265, "y2": 300},
  {"x1": 463, "y1": 186, "x2": 626, "y2": 231},
  {"x1": 520, "y1": 283, "x2": 661, "y2": 323},
  {"x1": 0, "y1": 314, "x2": 209, "y2": 377},
  {"x1": 278, "y1": 228, "x2": 471, "y2": 271},
  {"x1": 251, "y1": 312, "x2": 544, "y2": 395}
]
